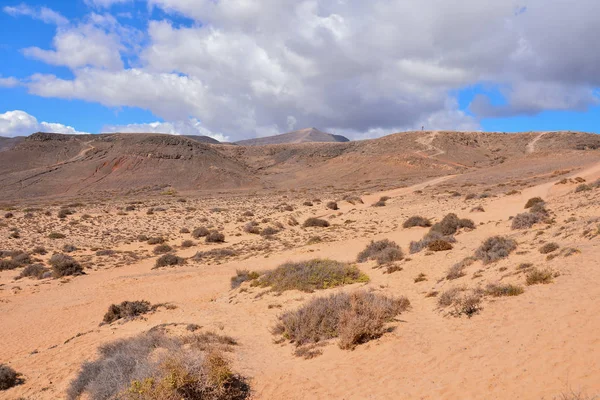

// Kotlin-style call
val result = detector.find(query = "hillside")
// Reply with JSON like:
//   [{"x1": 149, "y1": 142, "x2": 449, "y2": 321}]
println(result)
[
  {"x1": 235, "y1": 127, "x2": 349, "y2": 146},
  {"x1": 0, "y1": 130, "x2": 599, "y2": 200}
]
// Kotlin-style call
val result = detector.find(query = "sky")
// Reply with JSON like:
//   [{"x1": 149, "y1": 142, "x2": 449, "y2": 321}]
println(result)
[{"x1": 0, "y1": 0, "x2": 599, "y2": 141}]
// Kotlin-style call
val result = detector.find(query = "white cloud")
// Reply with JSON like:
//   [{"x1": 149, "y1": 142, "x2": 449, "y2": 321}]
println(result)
[
  {"x1": 85, "y1": 0, "x2": 132, "y2": 8},
  {"x1": 3, "y1": 4, "x2": 68, "y2": 25},
  {"x1": 7, "y1": 0, "x2": 600, "y2": 140},
  {"x1": 0, "y1": 77, "x2": 19, "y2": 88},
  {"x1": 102, "y1": 119, "x2": 229, "y2": 142},
  {"x1": 0, "y1": 110, "x2": 89, "y2": 138}
]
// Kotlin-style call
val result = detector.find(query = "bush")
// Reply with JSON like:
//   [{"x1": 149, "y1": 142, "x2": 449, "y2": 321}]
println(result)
[
  {"x1": 446, "y1": 257, "x2": 475, "y2": 280},
  {"x1": 66, "y1": 330, "x2": 249, "y2": 400},
  {"x1": 403, "y1": 216, "x2": 431, "y2": 228},
  {"x1": 242, "y1": 210, "x2": 254, "y2": 217},
  {"x1": 273, "y1": 291, "x2": 410, "y2": 350},
  {"x1": 429, "y1": 213, "x2": 474, "y2": 236},
  {"x1": 243, "y1": 221, "x2": 260, "y2": 234},
  {"x1": 470, "y1": 205, "x2": 485, "y2": 213},
  {"x1": 154, "y1": 254, "x2": 185, "y2": 268},
  {"x1": 485, "y1": 283, "x2": 524, "y2": 297},
  {"x1": 511, "y1": 212, "x2": 541, "y2": 230},
  {"x1": 257, "y1": 259, "x2": 368, "y2": 292},
  {"x1": 343, "y1": 195, "x2": 363, "y2": 205},
  {"x1": 475, "y1": 236, "x2": 517, "y2": 264},
  {"x1": 179, "y1": 227, "x2": 190, "y2": 234},
  {"x1": 192, "y1": 226, "x2": 210, "y2": 238},
  {"x1": 409, "y1": 231, "x2": 456, "y2": 254},
  {"x1": 32, "y1": 246, "x2": 47, "y2": 255},
  {"x1": 0, "y1": 364, "x2": 21, "y2": 390},
  {"x1": 181, "y1": 240, "x2": 195, "y2": 248},
  {"x1": 428, "y1": 240, "x2": 453, "y2": 251},
  {"x1": 539, "y1": 242, "x2": 559, "y2": 254},
  {"x1": 50, "y1": 253, "x2": 84, "y2": 277},
  {"x1": 303, "y1": 218, "x2": 330, "y2": 228},
  {"x1": 205, "y1": 231, "x2": 225, "y2": 243},
  {"x1": 0, "y1": 259, "x2": 19, "y2": 271},
  {"x1": 102, "y1": 300, "x2": 152, "y2": 324},
  {"x1": 230, "y1": 270, "x2": 260, "y2": 289},
  {"x1": 524, "y1": 197, "x2": 544, "y2": 209},
  {"x1": 260, "y1": 226, "x2": 279, "y2": 236},
  {"x1": 356, "y1": 240, "x2": 403, "y2": 265},
  {"x1": 326, "y1": 201, "x2": 338, "y2": 210},
  {"x1": 372, "y1": 200, "x2": 386, "y2": 207},
  {"x1": 48, "y1": 232, "x2": 66, "y2": 239},
  {"x1": 575, "y1": 184, "x2": 591, "y2": 193},
  {"x1": 63, "y1": 244, "x2": 77, "y2": 253},
  {"x1": 153, "y1": 244, "x2": 173, "y2": 254},
  {"x1": 192, "y1": 248, "x2": 236, "y2": 262},
  {"x1": 58, "y1": 208, "x2": 74, "y2": 219},
  {"x1": 19, "y1": 263, "x2": 49, "y2": 279},
  {"x1": 147, "y1": 237, "x2": 165, "y2": 245},
  {"x1": 526, "y1": 268, "x2": 554, "y2": 285}
]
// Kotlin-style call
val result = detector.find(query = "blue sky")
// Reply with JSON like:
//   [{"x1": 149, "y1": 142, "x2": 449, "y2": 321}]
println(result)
[{"x1": 1, "y1": 0, "x2": 599, "y2": 140}]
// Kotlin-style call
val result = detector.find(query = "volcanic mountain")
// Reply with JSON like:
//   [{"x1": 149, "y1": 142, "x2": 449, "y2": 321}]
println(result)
[{"x1": 235, "y1": 128, "x2": 349, "y2": 146}]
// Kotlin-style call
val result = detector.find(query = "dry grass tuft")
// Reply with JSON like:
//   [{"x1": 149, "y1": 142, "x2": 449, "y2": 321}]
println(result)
[
  {"x1": 524, "y1": 197, "x2": 545, "y2": 209},
  {"x1": 539, "y1": 242, "x2": 559, "y2": 254},
  {"x1": 428, "y1": 239, "x2": 453, "y2": 252},
  {"x1": 273, "y1": 291, "x2": 410, "y2": 350},
  {"x1": 526, "y1": 267, "x2": 554, "y2": 285},
  {"x1": 485, "y1": 283, "x2": 524, "y2": 297}
]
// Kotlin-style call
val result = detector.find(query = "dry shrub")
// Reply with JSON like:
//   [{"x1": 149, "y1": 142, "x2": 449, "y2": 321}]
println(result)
[
  {"x1": 192, "y1": 227, "x2": 210, "y2": 238},
  {"x1": 205, "y1": 231, "x2": 225, "y2": 243},
  {"x1": 303, "y1": 218, "x2": 330, "y2": 228},
  {"x1": 66, "y1": 330, "x2": 249, "y2": 400},
  {"x1": 153, "y1": 244, "x2": 173, "y2": 254},
  {"x1": 438, "y1": 287, "x2": 482, "y2": 317},
  {"x1": 147, "y1": 237, "x2": 165, "y2": 245},
  {"x1": 18, "y1": 263, "x2": 49, "y2": 279},
  {"x1": 179, "y1": 227, "x2": 190, "y2": 234},
  {"x1": 446, "y1": 257, "x2": 476, "y2": 280},
  {"x1": 193, "y1": 248, "x2": 236, "y2": 262},
  {"x1": 273, "y1": 291, "x2": 410, "y2": 350},
  {"x1": 575, "y1": 184, "x2": 591, "y2": 193},
  {"x1": 230, "y1": 270, "x2": 260, "y2": 289},
  {"x1": 0, "y1": 259, "x2": 19, "y2": 271},
  {"x1": 485, "y1": 283, "x2": 524, "y2": 297},
  {"x1": 524, "y1": 197, "x2": 544, "y2": 209},
  {"x1": 430, "y1": 213, "x2": 475, "y2": 236},
  {"x1": 50, "y1": 253, "x2": 84, "y2": 277},
  {"x1": 326, "y1": 201, "x2": 338, "y2": 210},
  {"x1": 409, "y1": 231, "x2": 456, "y2": 254},
  {"x1": 403, "y1": 216, "x2": 432, "y2": 228},
  {"x1": 437, "y1": 287, "x2": 463, "y2": 307},
  {"x1": 511, "y1": 212, "x2": 541, "y2": 230},
  {"x1": 243, "y1": 221, "x2": 260, "y2": 234},
  {"x1": 356, "y1": 239, "x2": 403, "y2": 265},
  {"x1": 242, "y1": 210, "x2": 254, "y2": 217},
  {"x1": 258, "y1": 259, "x2": 368, "y2": 293},
  {"x1": 48, "y1": 232, "x2": 66, "y2": 239},
  {"x1": 539, "y1": 242, "x2": 559, "y2": 254},
  {"x1": 154, "y1": 254, "x2": 185, "y2": 268},
  {"x1": 526, "y1": 267, "x2": 554, "y2": 285},
  {"x1": 372, "y1": 199, "x2": 387, "y2": 207},
  {"x1": 428, "y1": 240, "x2": 453, "y2": 252},
  {"x1": 260, "y1": 226, "x2": 279, "y2": 236},
  {"x1": 475, "y1": 236, "x2": 517, "y2": 264},
  {"x1": 181, "y1": 240, "x2": 195, "y2": 248},
  {"x1": 343, "y1": 195, "x2": 363, "y2": 205},
  {"x1": 470, "y1": 205, "x2": 485, "y2": 213},
  {"x1": 0, "y1": 364, "x2": 21, "y2": 390},
  {"x1": 103, "y1": 300, "x2": 152, "y2": 324}
]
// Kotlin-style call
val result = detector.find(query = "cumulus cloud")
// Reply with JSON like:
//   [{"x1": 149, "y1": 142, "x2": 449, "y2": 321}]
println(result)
[
  {"x1": 7, "y1": 0, "x2": 600, "y2": 139},
  {"x1": 102, "y1": 119, "x2": 229, "y2": 142},
  {"x1": 0, "y1": 110, "x2": 89, "y2": 137}
]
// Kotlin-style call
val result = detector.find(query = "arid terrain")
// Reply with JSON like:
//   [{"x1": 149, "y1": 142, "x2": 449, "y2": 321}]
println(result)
[{"x1": 1, "y1": 130, "x2": 600, "y2": 399}]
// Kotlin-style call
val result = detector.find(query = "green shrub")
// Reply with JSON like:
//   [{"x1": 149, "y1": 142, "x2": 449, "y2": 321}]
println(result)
[{"x1": 257, "y1": 259, "x2": 368, "y2": 292}]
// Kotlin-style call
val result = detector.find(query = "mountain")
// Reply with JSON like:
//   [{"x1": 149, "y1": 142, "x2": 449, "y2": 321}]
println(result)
[
  {"x1": 0, "y1": 136, "x2": 25, "y2": 152},
  {"x1": 183, "y1": 135, "x2": 223, "y2": 145},
  {"x1": 235, "y1": 128, "x2": 350, "y2": 146}
]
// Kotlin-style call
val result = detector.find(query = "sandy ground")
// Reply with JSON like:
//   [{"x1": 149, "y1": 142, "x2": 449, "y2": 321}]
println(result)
[{"x1": 1, "y1": 159, "x2": 599, "y2": 399}]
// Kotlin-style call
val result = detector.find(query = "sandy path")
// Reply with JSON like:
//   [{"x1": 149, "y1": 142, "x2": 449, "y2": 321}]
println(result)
[{"x1": 526, "y1": 132, "x2": 548, "y2": 153}]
